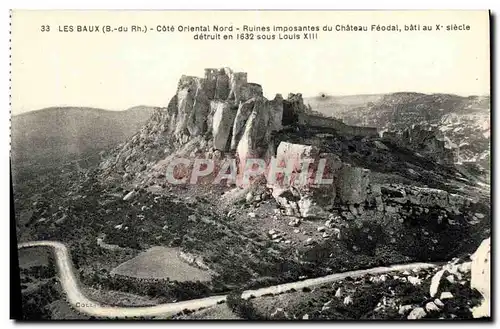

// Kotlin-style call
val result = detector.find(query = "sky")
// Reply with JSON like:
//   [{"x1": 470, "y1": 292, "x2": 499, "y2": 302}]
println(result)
[{"x1": 11, "y1": 10, "x2": 490, "y2": 114}]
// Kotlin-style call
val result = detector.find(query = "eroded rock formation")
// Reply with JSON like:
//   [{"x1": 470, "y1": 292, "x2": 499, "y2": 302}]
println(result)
[
  {"x1": 382, "y1": 125, "x2": 454, "y2": 164},
  {"x1": 166, "y1": 68, "x2": 284, "y2": 160}
]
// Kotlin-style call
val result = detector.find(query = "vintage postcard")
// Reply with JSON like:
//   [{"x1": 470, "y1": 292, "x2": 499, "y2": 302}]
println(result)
[{"x1": 10, "y1": 10, "x2": 490, "y2": 320}]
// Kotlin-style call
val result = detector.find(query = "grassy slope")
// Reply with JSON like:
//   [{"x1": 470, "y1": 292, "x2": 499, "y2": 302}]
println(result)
[{"x1": 11, "y1": 106, "x2": 156, "y2": 175}]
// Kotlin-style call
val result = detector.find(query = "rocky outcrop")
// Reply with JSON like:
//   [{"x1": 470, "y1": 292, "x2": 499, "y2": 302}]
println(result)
[
  {"x1": 236, "y1": 97, "x2": 274, "y2": 161},
  {"x1": 382, "y1": 125, "x2": 454, "y2": 164},
  {"x1": 173, "y1": 76, "x2": 210, "y2": 137},
  {"x1": 269, "y1": 141, "x2": 478, "y2": 218},
  {"x1": 270, "y1": 94, "x2": 284, "y2": 132},
  {"x1": 211, "y1": 101, "x2": 237, "y2": 151},
  {"x1": 270, "y1": 141, "x2": 371, "y2": 217},
  {"x1": 282, "y1": 93, "x2": 307, "y2": 126},
  {"x1": 170, "y1": 69, "x2": 281, "y2": 158},
  {"x1": 471, "y1": 237, "x2": 490, "y2": 318}
]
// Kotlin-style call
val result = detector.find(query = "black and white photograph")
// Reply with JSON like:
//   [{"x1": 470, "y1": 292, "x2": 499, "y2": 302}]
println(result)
[{"x1": 9, "y1": 10, "x2": 491, "y2": 321}]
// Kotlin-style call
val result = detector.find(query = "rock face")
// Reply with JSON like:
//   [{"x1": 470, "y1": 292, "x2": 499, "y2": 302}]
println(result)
[
  {"x1": 211, "y1": 101, "x2": 237, "y2": 151},
  {"x1": 270, "y1": 94, "x2": 284, "y2": 132},
  {"x1": 268, "y1": 140, "x2": 477, "y2": 219},
  {"x1": 160, "y1": 68, "x2": 283, "y2": 158},
  {"x1": 336, "y1": 166, "x2": 371, "y2": 204},
  {"x1": 383, "y1": 125, "x2": 454, "y2": 164},
  {"x1": 282, "y1": 93, "x2": 307, "y2": 126},
  {"x1": 270, "y1": 141, "x2": 370, "y2": 217},
  {"x1": 471, "y1": 237, "x2": 490, "y2": 318}
]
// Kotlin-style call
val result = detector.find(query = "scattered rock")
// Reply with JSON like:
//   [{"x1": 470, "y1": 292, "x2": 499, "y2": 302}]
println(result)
[
  {"x1": 434, "y1": 299, "x2": 444, "y2": 308},
  {"x1": 321, "y1": 303, "x2": 331, "y2": 312},
  {"x1": 317, "y1": 226, "x2": 326, "y2": 232},
  {"x1": 302, "y1": 314, "x2": 309, "y2": 320},
  {"x1": 407, "y1": 307, "x2": 426, "y2": 320},
  {"x1": 440, "y1": 292, "x2": 454, "y2": 300},
  {"x1": 335, "y1": 287, "x2": 343, "y2": 298},
  {"x1": 407, "y1": 276, "x2": 422, "y2": 286},
  {"x1": 458, "y1": 262, "x2": 471, "y2": 273},
  {"x1": 270, "y1": 307, "x2": 288, "y2": 319},
  {"x1": 374, "y1": 140, "x2": 389, "y2": 150},
  {"x1": 425, "y1": 301, "x2": 440, "y2": 313},
  {"x1": 123, "y1": 191, "x2": 135, "y2": 201},
  {"x1": 398, "y1": 305, "x2": 413, "y2": 315},
  {"x1": 343, "y1": 295, "x2": 353, "y2": 305},
  {"x1": 248, "y1": 212, "x2": 257, "y2": 218},
  {"x1": 429, "y1": 269, "x2": 445, "y2": 297},
  {"x1": 445, "y1": 274, "x2": 455, "y2": 284}
]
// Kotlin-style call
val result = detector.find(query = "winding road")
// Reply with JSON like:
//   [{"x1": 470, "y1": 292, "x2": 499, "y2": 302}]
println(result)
[{"x1": 18, "y1": 241, "x2": 438, "y2": 319}]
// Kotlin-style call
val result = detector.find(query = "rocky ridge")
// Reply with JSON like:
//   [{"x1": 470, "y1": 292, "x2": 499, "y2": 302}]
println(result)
[{"x1": 98, "y1": 69, "x2": 489, "y2": 256}]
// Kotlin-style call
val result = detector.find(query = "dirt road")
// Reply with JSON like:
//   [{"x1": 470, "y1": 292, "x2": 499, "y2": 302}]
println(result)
[{"x1": 18, "y1": 240, "x2": 438, "y2": 318}]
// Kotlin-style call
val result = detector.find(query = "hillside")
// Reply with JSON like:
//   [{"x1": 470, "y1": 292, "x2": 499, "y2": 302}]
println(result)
[
  {"x1": 11, "y1": 106, "x2": 156, "y2": 177},
  {"x1": 14, "y1": 69, "x2": 490, "y2": 320},
  {"x1": 306, "y1": 93, "x2": 490, "y2": 168}
]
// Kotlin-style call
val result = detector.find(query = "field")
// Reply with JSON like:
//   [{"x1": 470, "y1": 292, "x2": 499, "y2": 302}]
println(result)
[
  {"x1": 18, "y1": 248, "x2": 50, "y2": 269},
  {"x1": 110, "y1": 246, "x2": 212, "y2": 282}
]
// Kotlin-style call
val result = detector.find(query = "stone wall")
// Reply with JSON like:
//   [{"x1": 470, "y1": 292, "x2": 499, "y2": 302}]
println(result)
[{"x1": 299, "y1": 114, "x2": 379, "y2": 137}]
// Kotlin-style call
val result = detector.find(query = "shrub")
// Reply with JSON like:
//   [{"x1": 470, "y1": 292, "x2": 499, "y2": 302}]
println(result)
[{"x1": 226, "y1": 290, "x2": 265, "y2": 320}]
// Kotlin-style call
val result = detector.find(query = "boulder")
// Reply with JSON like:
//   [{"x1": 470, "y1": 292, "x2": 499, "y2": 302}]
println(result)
[
  {"x1": 429, "y1": 269, "x2": 445, "y2": 297},
  {"x1": 471, "y1": 237, "x2": 490, "y2": 318},
  {"x1": 298, "y1": 195, "x2": 327, "y2": 218},
  {"x1": 439, "y1": 292, "x2": 453, "y2": 300},
  {"x1": 425, "y1": 301, "x2": 440, "y2": 312},
  {"x1": 123, "y1": 191, "x2": 135, "y2": 201},
  {"x1": 374, "y1": 140, "x2": 389, "y2": 150},
  {"x1": 336, "y1": 166, "x2": 371, "y2": 204},
  {"x1": 343, "y1": 295, "x2": 353, "y2": 305},
  {"x1": 276, "y1": 141, "x2": 320, "y2": 174},
  {"x1": 270, "y1": 307, "x2": 288, "y2": 319},
  {"x1": 407, "y1": 307, "x2": 426, "y2": 320},
  {"x1": 398, "y1": 305, "x2": 413, "y2": 315}
]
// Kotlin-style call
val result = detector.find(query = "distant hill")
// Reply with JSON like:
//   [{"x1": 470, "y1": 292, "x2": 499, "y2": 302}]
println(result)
[
  {"x1": 11, "y1": 106, "x2": 157, "y2": 175},
  {"x1": 306, "y1": 93, "x2": 490, "y2": 168},
  {"x1": 306, "y1": 93, "x2": 489, "y2": 127}
]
